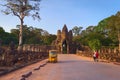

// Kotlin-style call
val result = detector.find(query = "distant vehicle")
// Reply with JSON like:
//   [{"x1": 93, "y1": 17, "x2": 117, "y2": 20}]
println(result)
[{"x1": 48, "y1": 50, "x2": 58, "y2": 63}]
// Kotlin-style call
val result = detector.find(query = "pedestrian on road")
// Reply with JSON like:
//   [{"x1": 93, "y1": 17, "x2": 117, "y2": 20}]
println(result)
[
  {"x1": 93, "y1": 50, "x2": 99, "y2": 62},
  {"x1": 93, "y1": 51, "x2": 96, "y2": 62}
]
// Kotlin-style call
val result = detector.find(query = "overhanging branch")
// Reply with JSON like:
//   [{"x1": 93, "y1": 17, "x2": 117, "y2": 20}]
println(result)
[{"x1": 12, "y1": 11, "x2": 20, "y2": 19}]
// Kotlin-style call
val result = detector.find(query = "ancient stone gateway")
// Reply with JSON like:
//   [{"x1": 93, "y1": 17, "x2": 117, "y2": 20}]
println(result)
[{"x1": 52, "y1": 24, "x2": 77, "y2": 54}]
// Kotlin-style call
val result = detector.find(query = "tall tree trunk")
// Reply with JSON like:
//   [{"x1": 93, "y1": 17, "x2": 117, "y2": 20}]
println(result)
[{"x1": 17, "y1": 18, "x2": 23, "y2": 51}]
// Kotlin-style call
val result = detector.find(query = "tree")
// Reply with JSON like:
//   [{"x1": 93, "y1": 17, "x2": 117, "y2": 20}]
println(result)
[
  {"x1": 0, "y1": 26, "x2": 18, "y2": 45},
  {"x1": 1, "y1": 0, "x2": 41, "y2": 51},
  {"x1": 97, "y1": 12, "x2": 120, "y2": 51},
  {"x1": 0, "y1": 27, "x2": 5, "y2": 45},
  {"x1": 10, "y1": 25, "x2": 56, "y2": 45},
  {"x1": 42, "y1": 34, "x2": 56, "y2": 45},
  {"x1": 106, "y1": 13, "x2": 120, "y2": 51},
  {"x1": 88, "y1": 39, "x2": 101, "y2": 51},
  {"x1": 0, "y1": 27, "x2": 5, "y2": 33},
  {"x1": 72, "y1": 26, "x2": 83, "y2": 36}
]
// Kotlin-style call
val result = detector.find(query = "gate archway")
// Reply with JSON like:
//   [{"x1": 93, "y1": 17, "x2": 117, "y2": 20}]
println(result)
[
  {"x1": 52, "y1": 24, "x2": 78, "y2": 54},
  {"x1": 62, "y1": 40, "x2": 67, "y2": 54}
]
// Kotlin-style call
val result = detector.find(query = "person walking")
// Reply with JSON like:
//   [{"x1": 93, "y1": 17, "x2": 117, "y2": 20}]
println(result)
[
  {"x1": 93, "y1": 51, "x2": 96, "y2": 62},
  {"x1": 93, "y1": 50, "x2": 99, "y2": 62},
  {"x1": 95, "y1": 50, "x2": 99, "y2": 62}
]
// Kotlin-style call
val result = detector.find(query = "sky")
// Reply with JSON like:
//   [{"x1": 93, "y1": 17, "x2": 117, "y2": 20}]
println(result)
[{"x1": 0, "y1": 0, "x2": 120, "y2": 34}]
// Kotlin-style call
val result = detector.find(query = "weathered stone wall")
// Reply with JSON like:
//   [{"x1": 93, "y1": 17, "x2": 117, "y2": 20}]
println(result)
[
  {"x1": 23, "y1": 44, "x2": 56, "y2": 52},
  {"x1": 77, "y1": 46, "x2": 120, "y2": 62},
  {"x1": 0, "y1": 44, "x2": 57, "y2": 66}
]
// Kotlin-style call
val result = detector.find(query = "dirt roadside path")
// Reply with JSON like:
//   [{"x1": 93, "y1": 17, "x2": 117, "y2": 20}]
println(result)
[{"x1": 0, "y1": 59, "x2": 48, "y2": 80}]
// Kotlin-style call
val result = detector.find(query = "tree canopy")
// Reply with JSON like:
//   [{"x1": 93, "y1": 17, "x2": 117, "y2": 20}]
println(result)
[
  {"x1": 72, "y1": 11, "x2": 120, "y2": 50},
  {"x1": 72, "y1": 26, "x2": 83, "y2": 36},
  {"x1": 88, "y1": 39, "x2": 101, "y2": 51},
  {"x1": 0, "y1": 0, "x2": 41, "y2": 50},
  {"x1": 0, "y1": 25, "x2": 56, "y2": 46}
]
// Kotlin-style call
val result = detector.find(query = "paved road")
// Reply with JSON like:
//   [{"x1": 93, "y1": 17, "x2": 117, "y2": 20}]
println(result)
[
  {"x1": 28, "y1": 54, "x2": 120, "y2": 80},
  {"x1": 1, "y1": 54, "x2": 120, "y2": 80}
]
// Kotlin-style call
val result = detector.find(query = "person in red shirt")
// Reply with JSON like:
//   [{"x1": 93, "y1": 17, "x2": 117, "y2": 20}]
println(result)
[
  {"x1": 95, "y1": 51, "x2": 99, "y2": 62},
  {"x1": 93, "y1": 50, "x2": 99, "y2": 62}
]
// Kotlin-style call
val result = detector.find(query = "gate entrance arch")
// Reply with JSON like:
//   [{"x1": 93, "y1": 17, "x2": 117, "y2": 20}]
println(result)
[
  {"x1": 52, "y1": 24, "x2": 78, "y2": 54},
  {"x1": 62, "y1": 40, "x2": 67, "y2": 54}
]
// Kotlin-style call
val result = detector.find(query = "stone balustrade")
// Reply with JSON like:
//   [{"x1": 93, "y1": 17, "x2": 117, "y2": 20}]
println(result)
[
  {"x1": 77, "y1": 46, "x2": 120, "y2": 62},
  {"x1": 0, "y1": 44, "x2": 57, "y2": 66}
]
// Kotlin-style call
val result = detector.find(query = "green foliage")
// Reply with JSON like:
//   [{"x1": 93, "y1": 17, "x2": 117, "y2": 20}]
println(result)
[
  {"x1": 0, "y1": 25, "x2": 56, "y2": 46},
  {"x1": 11, "y1": 25, "x2": 56, "y2": 45},
  {"x1": 73, "y1": 35, "x2": 81, "y2": 42},
  {"x1": 0, "y1": 27, "x2": 18, "y2": 45},
  {"x1": 42, "y1": 34, "x2": 56, "y2": 45},
  {"x1": 96, "y1": 12, "x2": 120, "y2": 47},
  {"x1": 72, "y1": 26, "x2": 83, "y2": 36},
  {"x1": 75, "y1": 25, "x2": 114, "y2": 47},
  {"x1": 88, "y1": 39, "x2": 101, "y2": 51},
  {"x1": 0, "y1": 0, "x2": 41, "y2": 48},
  {"x1": 0, "y1": 27, "x2": 5, "y2": 33},
  {"x1": 1, "y1": 0, "x2": 41, "y2": 20},
  {"x1": 78, "y1": 11, "x2": 120, "y2": 47}
]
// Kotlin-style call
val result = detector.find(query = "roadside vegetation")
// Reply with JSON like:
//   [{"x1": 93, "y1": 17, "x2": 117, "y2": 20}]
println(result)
[
  {"x1": 72, "y1": 11, "x2": 120, "y2": 51},
  {"x1": 0, "y1": 25, "x2": 56, "y2": 46}
]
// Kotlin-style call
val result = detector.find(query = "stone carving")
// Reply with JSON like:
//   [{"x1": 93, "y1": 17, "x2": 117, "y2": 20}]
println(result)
[{"x1": 52, "y1": 24, "x2": 77, "y2": 54}]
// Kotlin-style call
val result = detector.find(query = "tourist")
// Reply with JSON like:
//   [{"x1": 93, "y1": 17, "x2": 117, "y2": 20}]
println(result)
[
  {"x1": 93, "y1": 51, "x2": 96, "y2": 62},
  {"x1": 93, "y1": 50, "x2": 99, "y2": 62},
  {"x1": 95, "y1": 50, "x2": 99, "y2": 62}
]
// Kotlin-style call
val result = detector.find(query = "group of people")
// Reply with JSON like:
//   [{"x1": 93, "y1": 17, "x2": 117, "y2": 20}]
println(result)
[{"x1": 93, "y1": 50, "x2": 99, "y2": 62}]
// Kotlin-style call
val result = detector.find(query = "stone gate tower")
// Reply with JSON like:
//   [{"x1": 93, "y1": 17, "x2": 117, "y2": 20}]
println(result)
[{"x1": 52, "y1": 24, "x2": 77, "y2": 54}]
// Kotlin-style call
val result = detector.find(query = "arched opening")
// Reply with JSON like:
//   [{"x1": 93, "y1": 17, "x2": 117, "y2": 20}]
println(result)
[{"x1": 62, "y1": 40, "x2": 67, "y2": 54}]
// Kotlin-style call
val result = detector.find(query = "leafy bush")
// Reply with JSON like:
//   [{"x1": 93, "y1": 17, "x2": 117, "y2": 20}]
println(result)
[{"x1": 88, "y1": 39, "x2": 101, "y2": 51}]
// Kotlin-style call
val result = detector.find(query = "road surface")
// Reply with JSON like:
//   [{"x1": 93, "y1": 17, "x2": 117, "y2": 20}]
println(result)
[{"x1": 1, "y1": 54, "x2": 120, "y2": 80}]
